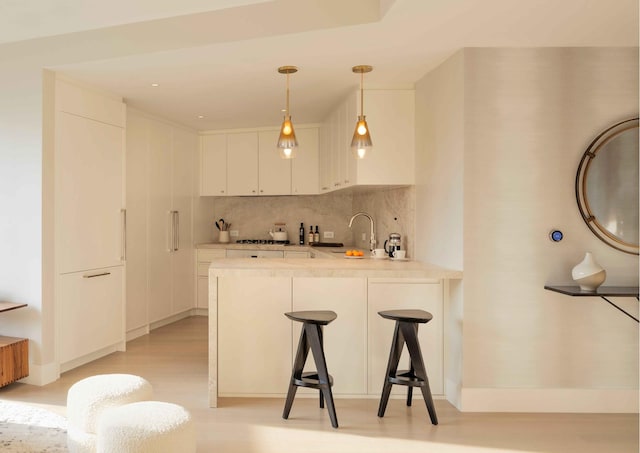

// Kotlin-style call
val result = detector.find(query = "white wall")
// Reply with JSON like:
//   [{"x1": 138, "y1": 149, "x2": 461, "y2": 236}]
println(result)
[
  {"x1": 416, "y1": 47, "x2": 639, "y2": 412},
  {"x1": 414, "y1": 50, "x2": 465, "y2": 407}
]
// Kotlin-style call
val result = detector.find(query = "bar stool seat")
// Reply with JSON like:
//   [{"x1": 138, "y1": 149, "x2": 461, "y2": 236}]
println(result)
[
  {"x1": 282, "y1": 310, "x2": 338, "y2": 428},
  {"x1": 377, "y1": 309, "x2": 438, "y2": 425}
]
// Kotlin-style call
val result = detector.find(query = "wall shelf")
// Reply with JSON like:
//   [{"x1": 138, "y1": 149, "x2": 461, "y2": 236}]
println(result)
[{"x1": 544, "y1": 285, "x2": 639, "y2": 323}]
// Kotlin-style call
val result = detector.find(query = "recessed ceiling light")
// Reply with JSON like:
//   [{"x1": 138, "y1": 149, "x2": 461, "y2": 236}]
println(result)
[
  {"x1": 197, "y1": 115, "x2": 205, "y2": 119},
  {"x1": 151, "y1": 83, "x2": 159, "y2": 87}
]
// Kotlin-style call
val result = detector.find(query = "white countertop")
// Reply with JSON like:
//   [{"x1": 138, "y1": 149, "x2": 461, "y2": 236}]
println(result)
[{"x1": 208, "y1": 257, "x2": 462, "y2": 279}]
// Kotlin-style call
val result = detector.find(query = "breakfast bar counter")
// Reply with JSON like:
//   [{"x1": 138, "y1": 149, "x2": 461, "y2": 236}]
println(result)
[
  {"x1": 209, "y1": 257, "x2": 463, "y2": 279},
  {"x1": 208, "y1": 258, "x2": 461, "y2": 407}
]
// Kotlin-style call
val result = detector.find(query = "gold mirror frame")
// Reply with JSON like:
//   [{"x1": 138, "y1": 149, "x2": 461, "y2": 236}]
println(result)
[{"x1": 575, "y1": 117, "x2": 639, "y2": 255}]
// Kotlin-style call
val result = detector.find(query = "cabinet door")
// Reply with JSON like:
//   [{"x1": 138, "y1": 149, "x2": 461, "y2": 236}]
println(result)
[
  {"x1": 218, "y1": 277, "x2": 292, "y2": 394},
  {"x1": 318, "y1": 122, "x2": 332, "y2": 193},
  {"x1": 125, "y1": 112, "x2": 149, "y2": 332},
  {"x1": 59, "y1": 266, "x2": 124, "y2": 364},
  {"x1": 367, "y1": 279, "x2": 443, "y2": 396},
  {"x1": 330, "y1": 110, "x2": 342, "y2": 190},
  {"x1": 56, "y1": 112, "x2": 124, "y2": 274},
  {"x1": 292, "y1": 278, "x2": 367, "y2": 395},
  {"x1": 200, "y1": 134, "x2": 227, "y2": 196},
  {"x1": 258, "y1": 130, "x2": 291, "y2": 195},
  {"x1": 291, "y1": 128, "x2": 319, "y2": 195},
  {"x1": 356, "y1": 90, "x2": 415, "y2": 185},
  {"x1": 227, "y1": 132, "x2": 258, "y2": 196},
  {"x1": 343, "y1": 91, "x2": 358, "y2": 187},
  {"x1": 147, "y1": 121, "x2": 173, "y2": 323},
  {"x1": 171, "y1": 128, "x2": 196, "y2": 314}
]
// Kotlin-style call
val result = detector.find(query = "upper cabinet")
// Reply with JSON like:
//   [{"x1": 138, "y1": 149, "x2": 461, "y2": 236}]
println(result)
[
  {"x1": 201, "y1": 134, "x2": 227, "y2": 196},
  {"x1": 198, "y1": 88, "x2": 414, "y2": 198},
  {"x1": 320, "y1": 89, "x2": 415, "y2": 190},
  {"x1": 291, "y1": 127, "x2": 319, "y2": 195},
  {"x1": 199, "y1": 126, "x2": 319, "y2": 196},
  {"x1": 227, "y1": 132, "x2": 259, "y2": 196},
  {"x1": 258, "y1": 130, "x2": 291, "y2": 195}
]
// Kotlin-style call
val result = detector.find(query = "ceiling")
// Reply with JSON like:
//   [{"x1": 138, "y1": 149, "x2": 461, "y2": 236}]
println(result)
[{"x1": 6, "y1": 0, "x2": 637, "y2": 131}]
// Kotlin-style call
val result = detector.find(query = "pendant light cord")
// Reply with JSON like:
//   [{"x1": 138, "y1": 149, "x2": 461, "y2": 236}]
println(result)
[
  {"x1": 359, "y1": 71, "x2": 364, "y2": 117},
  {"x1": 286, "y1": 73, "x2": 290, "y2": 118}
]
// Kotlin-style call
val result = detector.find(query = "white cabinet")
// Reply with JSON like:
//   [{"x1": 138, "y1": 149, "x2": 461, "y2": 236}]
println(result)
[
  {"x1": 56, "y1": 111, "x2": 125, "y2": 274},
  {"x1": 53, "y1": 78, "x2": 126, "y2": 370},
  {"x1": 196, "y1": 249, "x2": 226, "y2": 310},
  {"x1": 258, "y1": 130, "x2": 291, "y2": 195},
  {"x1": 171, "y1": 128, "x2": 197, "y2": 314},
  {"x1": 200, "y1": 134, "x2": 227, "y2": 196},
  {"x1": 292, "y1": 127, "x2": 319, "y2": 195},
  {"x1": 367, "y1": 278, "x2": 443, "y2": 395},
  {"x1": 126, "y1": 109, "x2": 196, "y2": 326},
  {"x1": 218, "y1": 277, "x2": 292, "y2": 395},
  {"x1": 319, "y1": 89, "x2": 415, "y2": 191},
  {"x1": 227, "y1": 132, "x2": 258, "y2": 196},
  {"x1": 59, "y1": 266, "x2": 124, "y2": 365},
  {"x1": 292, "y1": 278, "x2": 367, "y2": 395},
  {"x1": 200, "y1": 126, "x2": 319, "y2": 197}
]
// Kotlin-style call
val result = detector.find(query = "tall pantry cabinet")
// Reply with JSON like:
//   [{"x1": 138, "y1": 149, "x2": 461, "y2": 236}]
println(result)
[
  {"x1": 125, "y1": 109, "x2": 196, "y2": 333},
  {"x1": 53, "y1": 78, "x2": 126, "y2": 371}
]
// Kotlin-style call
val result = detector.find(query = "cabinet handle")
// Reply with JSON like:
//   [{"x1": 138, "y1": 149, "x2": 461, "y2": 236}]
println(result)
[
  {"x1": 220, "y1": 190, "x2": 225, "y2": 194},
  {"x1": 83, "y1": 272, "x2": 111, "y2": 279},
  {"x1": 174, "y1": 211, "x2": 179, "y2": 251},
  {"x1": 167, "y1": 211, "x2": 173, "y2": 252},
  {"x1": 260, "y1": 189, "x2": 263, "y2": 193},
  {"x1": 121, "y1": 209, "x2": 127, "y2": 261}
]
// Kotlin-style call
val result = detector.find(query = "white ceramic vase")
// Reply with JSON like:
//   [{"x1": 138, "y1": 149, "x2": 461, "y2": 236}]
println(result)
[{"x1": 571, "y1": 252, "x2": 606, "y2": 291}]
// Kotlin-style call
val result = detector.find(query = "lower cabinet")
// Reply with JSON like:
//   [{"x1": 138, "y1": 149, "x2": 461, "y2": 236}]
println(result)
[
  {"x1": 196, "y1": 249, "x2": 226, "y2": 310},
  {"x1": 367, "y1": 278, "x2": 443, "y2": 395},
  {"x1": 58, "y1": 266, "x2": 124, "y2": 365},
  {"x1": 218, "y1": 277, "x2": 292, "y2": 395},
  {"x1": 292, "y1": 278, "x2": 367, "y2": 395},
  {"x1": 213, "y1": 275, "x2": 444, "y2": 398}
]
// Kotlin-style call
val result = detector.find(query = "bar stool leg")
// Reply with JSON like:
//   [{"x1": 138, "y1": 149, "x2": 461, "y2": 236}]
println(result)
[
  {"x1": 406, "y1": 362, "x2": 414, "y2": 407},
  {"x1": 378, "y1": 322, "x2": 405, "y2": 418},
  {"x1": 283, "y1": 327, "x2": 311, "y2": 420},
  {"x1": 400, "y1": 322, "x2": 438, "y2": 425},
  {"x1": 307, "y1": 324, "x2": 338, "y2": 428}
]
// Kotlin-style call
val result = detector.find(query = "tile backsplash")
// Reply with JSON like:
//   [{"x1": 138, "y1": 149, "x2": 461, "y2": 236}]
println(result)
[{"x1": 200, "y1": 186, "x2": 415, "y2": 256}]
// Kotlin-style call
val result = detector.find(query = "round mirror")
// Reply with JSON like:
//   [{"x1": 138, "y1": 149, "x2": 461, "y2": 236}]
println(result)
[{"x1": 576, "y1": 117, "x2": 639, "y2": 255}]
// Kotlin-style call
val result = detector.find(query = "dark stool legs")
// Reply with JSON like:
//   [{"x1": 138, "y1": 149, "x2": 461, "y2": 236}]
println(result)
[
  {"x1": 282, "y1": 311, "x2": 338, "y2": 429},
  {"x1": 377, "y1": 310, "x2": 438, "y2": 425}
]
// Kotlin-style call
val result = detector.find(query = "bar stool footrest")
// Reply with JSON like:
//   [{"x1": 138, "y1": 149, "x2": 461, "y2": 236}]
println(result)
[
  {"x1": 388, "y1": 370, "x2": 425, "y2": 387},
  {"x1": 294, "y1": 372, "x2": 334, "y2": 389}
]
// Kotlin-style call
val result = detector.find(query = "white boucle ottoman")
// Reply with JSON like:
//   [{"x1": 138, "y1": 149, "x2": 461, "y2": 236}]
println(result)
[
  {"x1": 66, "y1": 374, "x2": 153, "y2": 453},
  {"x1": 97, "y1": 401, "x2": 196, "y2": 453}
]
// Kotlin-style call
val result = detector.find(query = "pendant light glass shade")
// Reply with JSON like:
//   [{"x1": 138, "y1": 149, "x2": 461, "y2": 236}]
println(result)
[
  {"x1": 277, "y1": 66, "x2": 299, "y2": 159},
  {"x1": 351, "y1": 65, "x2": 373, "y2": 159}
]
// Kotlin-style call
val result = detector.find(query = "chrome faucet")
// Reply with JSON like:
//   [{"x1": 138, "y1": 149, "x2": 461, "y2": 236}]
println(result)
[{"x1": 348, "y1": 212, "x2": 376, "y2": 251}]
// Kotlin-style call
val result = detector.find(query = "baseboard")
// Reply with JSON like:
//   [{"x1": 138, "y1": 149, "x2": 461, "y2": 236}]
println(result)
[
  {"x1": 19, "y1": 361, "x2": 60, "y2": 386},
  {"x1": 461, "y1": 388, "x2": 639, "y2": 413},
  {"x1": 149, "y1": 309, "x2": 195, "y2": 331},
  {"x1": 59, "y1": 343, "x2": 122, "y2": 374},
  {"x1": 126, "y1": 325, "x2": 149, "y2": 342}
]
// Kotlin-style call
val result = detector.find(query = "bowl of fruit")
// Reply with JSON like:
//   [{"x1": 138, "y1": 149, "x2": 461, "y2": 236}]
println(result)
[{"x1": 344, "y1": 249, "x2": 364, "y2": 259}]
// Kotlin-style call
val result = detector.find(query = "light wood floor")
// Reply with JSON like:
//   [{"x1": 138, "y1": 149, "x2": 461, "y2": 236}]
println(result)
[{"x1": 1, "y1": 316, "x2": 637, "y2": 452}]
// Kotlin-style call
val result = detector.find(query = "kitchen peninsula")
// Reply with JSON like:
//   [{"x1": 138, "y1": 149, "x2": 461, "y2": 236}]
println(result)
[{"x1": 207, "y1": 255, "x2": 462, "y2": 407}]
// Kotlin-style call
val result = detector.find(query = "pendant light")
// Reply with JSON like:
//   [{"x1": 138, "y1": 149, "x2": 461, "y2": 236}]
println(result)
[
  {"x1": 351, "y1": 65, "x2": 373, "y2": 159},
  {"x1": 277, "y1": 66, "x2": 299, "y2": 159}
]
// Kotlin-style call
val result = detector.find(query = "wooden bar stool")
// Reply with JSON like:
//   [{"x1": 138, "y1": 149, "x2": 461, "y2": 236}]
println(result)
[
  {"x1": 377, "y1": 309, "x2": 438, "y2": 425},
  {"x1": 282, "y1": 310, "x2": 338, "y2": 429}
]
